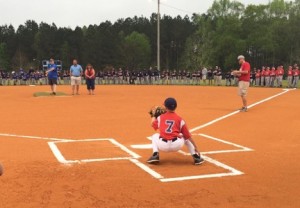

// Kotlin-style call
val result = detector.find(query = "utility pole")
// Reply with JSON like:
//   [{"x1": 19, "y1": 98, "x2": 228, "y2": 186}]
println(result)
[{"x1": 157, "y1": 0, "x2": 160, "y2": 71}]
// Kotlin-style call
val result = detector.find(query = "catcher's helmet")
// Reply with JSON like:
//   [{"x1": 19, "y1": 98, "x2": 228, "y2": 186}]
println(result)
[{"x1": 164, "y1": 97, "x2": 177, "y2": 111}]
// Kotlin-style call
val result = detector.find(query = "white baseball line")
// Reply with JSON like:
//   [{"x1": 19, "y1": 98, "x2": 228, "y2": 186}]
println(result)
[
  {"x1": 48, "y1": 138, "x2": 141, "y2": 164},
  {"x1": 0, "y1": 133, "x2": 70, "y2": 141},
  {"x1": 129, "y1": 159, "x2": 164, "y2": 179},
  {"x1": 160, "y1": 155, "x2": 243, "y2": 182},
  {"x1": 190, "y1": 89, "x2": 295, "y2": 132}
]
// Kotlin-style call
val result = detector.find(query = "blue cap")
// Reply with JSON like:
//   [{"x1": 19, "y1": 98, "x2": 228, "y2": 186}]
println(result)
[{"x1": 164, "y1": 97, "x2": 177, "y2": 111}]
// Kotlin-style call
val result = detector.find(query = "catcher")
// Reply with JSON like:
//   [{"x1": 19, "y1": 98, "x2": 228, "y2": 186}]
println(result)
[{"x1": 147, "y1": 97, "x2": 204, "y2": 165}]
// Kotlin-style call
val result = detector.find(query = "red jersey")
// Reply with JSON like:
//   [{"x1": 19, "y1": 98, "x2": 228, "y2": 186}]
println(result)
[
  {"x1": 288, "y1": 70, "x2": 293, "y2": 76},
  {"x1": 239, "y1": 61, "x2": 251, "y2": 82},
  {"x1": 152, "y1": 112, "x2": 191, "y2": 140},
  {"x1": 255, "y1": 72, "x2": 261, "y2": 78},
  {"x1": 276, "y1": 68, "x2": 284, "y2": 76},
  {"x1": 293, "y1": 69, "x2": 299, "y2": 76},
  {"x1": 264, "y1": 70, "x2": 270, "y2": 77},
  {"x1": 261, "y1": 70, "x2": 265, "y2": 77},
  {"x1": 270, "y1": 69, "x2": 276, "y2": 76}
]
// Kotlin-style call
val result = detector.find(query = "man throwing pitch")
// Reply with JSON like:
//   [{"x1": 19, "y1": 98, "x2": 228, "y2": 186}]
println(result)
[
  {"x1": 233, "y1": 55, "x2": 251, "y2": 112},
  {"x1": 46, "y1": 58, "x2": 58, "y2": 95},
  {"x1": 147, "y1": 98, "x2": 204, "y2": 165}
]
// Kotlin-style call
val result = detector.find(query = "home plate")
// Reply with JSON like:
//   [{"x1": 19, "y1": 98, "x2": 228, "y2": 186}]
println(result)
[{"x1": 131, "y1": 144, "x2": 152, "y2": 149}]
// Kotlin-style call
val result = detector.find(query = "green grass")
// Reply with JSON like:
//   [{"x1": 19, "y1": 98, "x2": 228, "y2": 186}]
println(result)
[{"x1": 33, "y1": 91, "x2": 68, "y2": 97}]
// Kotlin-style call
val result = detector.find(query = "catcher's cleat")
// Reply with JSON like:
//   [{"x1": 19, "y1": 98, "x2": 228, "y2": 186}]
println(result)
[
  {"x1": 192, "y1": 154, "x2": 205, "y2": 165},
  {"x1": 239, "y1": 107, "x2": 248, "y2": 112},
  {"x1": 147, "y1": 152, "x2": 159, "y2": 164}
]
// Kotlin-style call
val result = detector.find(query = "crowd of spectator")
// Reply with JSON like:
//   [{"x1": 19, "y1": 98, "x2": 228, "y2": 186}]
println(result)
[{"x1": 0, "y1": 64, "x2": 299, "y2": 88}]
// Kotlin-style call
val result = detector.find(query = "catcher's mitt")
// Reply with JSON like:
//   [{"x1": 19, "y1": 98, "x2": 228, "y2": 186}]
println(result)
[{"x1": 149, "y1": 106, "x2": 166, "y2": 118}]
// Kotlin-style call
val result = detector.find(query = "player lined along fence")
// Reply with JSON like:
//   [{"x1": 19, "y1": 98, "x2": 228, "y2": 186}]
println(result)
[{"x1": 0, "y1": 64, "x2": 299, "y2": 88}]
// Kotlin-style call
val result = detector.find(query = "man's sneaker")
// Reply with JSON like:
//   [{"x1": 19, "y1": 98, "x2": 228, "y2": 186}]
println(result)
[
  {"x1": 147, "y1": 152, "x2": 159, "y2": 164},
  {"x1": 239, "y1": 107, "x2": 247, "y2": 112},
  {"x1": 192, "y1": 154, "x2": 205, "y2": 165},
  {"x1": 53, "y1": 92, "x2": 56, "y2": 95}
]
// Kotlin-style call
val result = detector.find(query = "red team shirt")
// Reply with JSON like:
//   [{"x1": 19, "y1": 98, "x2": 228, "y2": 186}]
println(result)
[
  {"x1": 288, "y1": 69, "x2": 293, "y2": 76},
  {"x1": 270, "y1": 69, "x2": 276, "y2": 76},
  {"x1": 255, "y1": 71, "x2": 261, "y2": 78},
  {"x1": 294, "y1": 69, "x2": 300, "y2": 76},
  {"x1": 239, "y1": 61, "x2": 251, "y2": 82},
  {"x1": 276, "y1": 68, "x2": 284, "y2": 76},
  {"x1": 264, "y1": 69, "x2": 270, "y2": 77},
  {"x1": 152, "y1": 112, "x2": 191, "y2": 140}
]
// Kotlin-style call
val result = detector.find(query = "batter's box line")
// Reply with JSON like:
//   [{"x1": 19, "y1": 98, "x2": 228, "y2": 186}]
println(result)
[
  {"x1": 48, "y1": 138, "x2": 141, "y2": 164},
  {"x1": 131, "y1": 134, "x2": 252, "y2": 182},
  {"x1": 129, "y1": 154, "x2": 244, "y2": 182},
  {"x1": 132, "y1": 133, "x2": 253, "y2": 155},
  {"x1": 179, "y1": 133, "x2": 254, "y2": 155}
]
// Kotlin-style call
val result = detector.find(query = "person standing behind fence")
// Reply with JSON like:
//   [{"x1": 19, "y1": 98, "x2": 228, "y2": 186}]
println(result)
[
  {"x1": 275, "y1": 66, "x2": 284, "y2": 87},
  {"x1": 70, "y1": 59, "x2": 83, "y2": 95},
  {"x1": 255, "y1": 69, "x2": 261, "y2": 86},
  {"x1": 201, "y1": 67, "x2": 207, "y2": 85},
  {"x1": 264, "y1": 67, "x2": 271, "y2": 87},
  {"x1": 85, "y1": 64, "x2": 96, "y2": 95},
  {"x1": 260, "y1": 66, "x2": 265, "y2": 86},
  {"x1": 292, "y1": 66, "x2": 299, "y2": 88},
  {"x1": 270, "y1": 67, "x2": 276, "y2": 87},
  {"x1": 287, "y1": 66, "x2": 293, "y2": 88}
]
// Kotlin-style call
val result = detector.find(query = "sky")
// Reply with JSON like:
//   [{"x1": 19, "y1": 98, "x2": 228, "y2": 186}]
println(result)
[{"x1": 0, "y1": 0, "x2": 272, "y2": 29}]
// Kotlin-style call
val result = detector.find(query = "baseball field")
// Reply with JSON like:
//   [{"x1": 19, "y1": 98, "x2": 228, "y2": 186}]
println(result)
[{"x1": 0, "y1": 85, "x2": 299, "y2": 208}]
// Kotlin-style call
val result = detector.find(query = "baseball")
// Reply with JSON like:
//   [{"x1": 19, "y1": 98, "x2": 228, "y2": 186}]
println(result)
[{"x1": 0, "y1": 163, "x2": 3, "y2": 176}]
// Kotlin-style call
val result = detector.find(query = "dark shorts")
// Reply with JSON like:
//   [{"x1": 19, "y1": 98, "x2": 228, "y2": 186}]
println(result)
[
  {"x1": 86, "y1": 79, "x2": 95, "y2": 90},
  {"x1": 48, "y1": 78, "x2": 57, "y2": 85}
]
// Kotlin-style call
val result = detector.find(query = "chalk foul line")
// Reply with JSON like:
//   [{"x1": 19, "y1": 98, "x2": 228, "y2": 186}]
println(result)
[{"x1": 190, "y1": 89, "x2": 295, "y2": 133}]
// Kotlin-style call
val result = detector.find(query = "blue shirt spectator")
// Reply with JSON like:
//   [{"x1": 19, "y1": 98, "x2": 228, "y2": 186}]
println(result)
[
  {"x1": 48, "y1": 64, "x2": 58, "y2": 79},
  {"x1": 70, "y1": 64, "x2": 83, "y2": 77}
]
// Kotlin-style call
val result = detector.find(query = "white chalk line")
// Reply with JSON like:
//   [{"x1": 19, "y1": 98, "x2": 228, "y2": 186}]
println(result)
[
  {"x1": 0, "y1": 133, "x2": 71, "y2": 142},
  {"x1": 48, "y1": 142, "x2": 68, "y2": 163},
  {"x1": 132, "y1": 133, "x2": 253, "y2": 154},
  {"x1": 160, "y1": 155, "x2": 243, "y2": 182},
  {"x1": 48, "y1": 138, "x2": 141, "y2": 165},
  {"x1": 190, "y1": 89, "x2": 295, "y2": 133},
  {"x1": 129, "y1": 159, "x2": 164, "y2": 179},
  {"x1": 132, "y1": 133, "x2": 251, "y2": 182}
]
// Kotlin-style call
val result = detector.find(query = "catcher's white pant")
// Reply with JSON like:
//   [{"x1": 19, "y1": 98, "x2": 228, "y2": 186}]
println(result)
[{"x1": 151, "y1": 133, "x2": 197, "y2": 154}]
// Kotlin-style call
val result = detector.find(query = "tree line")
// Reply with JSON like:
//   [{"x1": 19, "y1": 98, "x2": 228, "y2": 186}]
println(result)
[{"x1": 0, "y1": 0, "x2": 299, "y2": 72}]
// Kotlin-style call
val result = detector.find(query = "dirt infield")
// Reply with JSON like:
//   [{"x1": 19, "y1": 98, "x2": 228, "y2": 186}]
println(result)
[{"x1": 0, "y1": 85, "x2": 299, "y2": 208}]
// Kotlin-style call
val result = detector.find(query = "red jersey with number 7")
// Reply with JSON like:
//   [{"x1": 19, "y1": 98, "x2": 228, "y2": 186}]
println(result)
[{"x1": 152, "y1": 112, "x2": 191, "y2": 140}]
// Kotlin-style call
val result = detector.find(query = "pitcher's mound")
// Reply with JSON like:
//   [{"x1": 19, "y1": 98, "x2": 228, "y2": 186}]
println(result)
[{"x1": 33, "y1": 92, "x2": 68, "y2": 97}]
